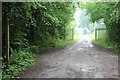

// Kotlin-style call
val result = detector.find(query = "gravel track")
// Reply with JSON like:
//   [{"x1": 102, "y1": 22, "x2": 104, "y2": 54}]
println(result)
[{"x1": 20, "y1": 35, "x2": 118, "y2": 78}]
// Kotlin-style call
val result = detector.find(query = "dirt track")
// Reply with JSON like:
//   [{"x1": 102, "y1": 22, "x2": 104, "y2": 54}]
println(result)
[{"x1": 20, "y1": 35, "x2": 118, "y2": 78}]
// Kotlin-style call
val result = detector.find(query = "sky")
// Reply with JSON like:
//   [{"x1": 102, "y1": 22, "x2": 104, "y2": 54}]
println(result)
[{"x1": 74, "y1": 8, "x2": 81, "y2": 27}]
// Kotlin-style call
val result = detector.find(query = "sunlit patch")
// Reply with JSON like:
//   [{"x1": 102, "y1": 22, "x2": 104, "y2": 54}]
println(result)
[
  {"x1": 77, "y1": 48, "x2": 83, "y2": 51},
  {"x1": 89, "y1": 44, "x2": 93, "y2": 47},
  {"x1": 81, "y1": 68, "x2": 87, "y2": 72},
  {"x1": 85, "y1": 46, "x2": 88, "y2": 48}
]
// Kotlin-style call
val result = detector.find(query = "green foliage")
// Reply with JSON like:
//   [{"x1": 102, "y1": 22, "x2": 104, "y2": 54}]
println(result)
[
  {"x1": 2, "y1": 2, "x2": 76, "y2": 51},
  {"x1": 55, "y1": 32, "x2": 80, "y2": 47},
  {"x1": 55, "y1": 38, "x2": 78, "y2": 47},
  {"x1": 24, "y1": 45, "x2": 39, "y2": 54},
  {"x1": 2, "y1": 2, "x2": 76, "y2": 78},
  {"x1": 0, "y1": 57, "x2": 2, "y2": 60},
  {"x1": 66, "y1": 20, "x2": 77, "y2": 28},
  {"x1": 2, "y1": 2, "x2": 77, "y2": 78},
  {"x1": 2, "y1": 49, "x2": 35, "y2": 78},
  {"x1": 92, "y1": 31, "x2": 120, "y2": 53},
  {"x1": 81, "y1": 2, "x2": 120, "y2": 51}
]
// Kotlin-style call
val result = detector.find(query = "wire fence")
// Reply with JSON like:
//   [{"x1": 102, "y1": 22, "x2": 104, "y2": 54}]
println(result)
[{"x1": 95, "y1": 28, "x2": 106, "y2": 39}]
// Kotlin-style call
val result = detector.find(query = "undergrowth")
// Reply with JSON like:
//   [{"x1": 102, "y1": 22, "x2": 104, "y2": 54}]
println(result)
[
  {"x1": 89, "y1": 32, "x2": 120, "y2": 53},
  {"x1": 55, "y1": 39, "x2": 78, "y2": 47},
  {"x1": 55, "y1": 33, "x2": 80, "y2": 47},
  {"x1": 2, "y1": 48, "x2": 36, "y2": 79},
  {"x1": 2, "y1": 37, "x2": 79, "y2": 79}
]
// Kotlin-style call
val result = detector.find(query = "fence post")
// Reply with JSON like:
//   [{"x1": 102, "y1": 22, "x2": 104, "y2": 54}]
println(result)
[
  {"x1": 6, "y1": 18, "x2": 9, "y2": 66},
  {"x1": 70, "y1": 28, "x2": 71, "y2": 40},
  {"x1": 64, "y1": 26, "x2": 66, "y2": 40},
  {"x1": 72, "y1": 28, "x2": 74, "y2": 40},
  {"x1": 95, "y1": 28, "x2": 97, "y2": 39}
]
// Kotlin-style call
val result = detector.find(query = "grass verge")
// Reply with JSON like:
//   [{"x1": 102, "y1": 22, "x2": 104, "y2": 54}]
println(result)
[
  {"x1": 55, "y1": 34, "x2": 80, "y2": 47},
  {"x1": 88, "y1": 32, "x2": 120, "y2": 53}
]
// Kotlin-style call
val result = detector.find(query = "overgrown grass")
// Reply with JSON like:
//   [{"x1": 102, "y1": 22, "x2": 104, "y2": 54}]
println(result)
[
  {"x1": 88, "y1": 32, "x2": 120, "y2": 53},
  {"x1": 55, "y1": 33, "x2": 80, "y2": 47},
  {"x1": 2, "y1": 49, "x2": 36, "y2": 79},
  {"x1": 55, "y1": 39, "x2": 78, "y2": 47}
]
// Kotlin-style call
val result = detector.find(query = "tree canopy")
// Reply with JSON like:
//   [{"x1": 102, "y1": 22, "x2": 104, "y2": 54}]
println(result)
[
  {"x1": 81, "y1": 2, "x2": 120, "y2": 45},
  {"x1": 2, "y1": 2, "x2": 76, "y2": 78}
]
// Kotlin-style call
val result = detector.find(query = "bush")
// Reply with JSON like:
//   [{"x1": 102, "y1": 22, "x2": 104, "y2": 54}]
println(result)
[
  {"x1": 24, "y1": 45, "x2": 39, "y2": 54},
  {"x1": 2, "y1": 49, "x2": 35, "y2": 78},
  {"x1": 93, "y1": 31, "x2": 120, "y2": 53}
]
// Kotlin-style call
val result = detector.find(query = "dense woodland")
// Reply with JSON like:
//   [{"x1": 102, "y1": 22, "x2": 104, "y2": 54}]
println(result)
[{"x1": 2, "y1": 2, "x2": 120, "y2": 78}]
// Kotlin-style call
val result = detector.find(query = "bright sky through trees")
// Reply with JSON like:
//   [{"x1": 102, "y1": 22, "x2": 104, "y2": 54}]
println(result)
[{"x1": 74, "y1": 8, "x2": 81, "y2": 27}]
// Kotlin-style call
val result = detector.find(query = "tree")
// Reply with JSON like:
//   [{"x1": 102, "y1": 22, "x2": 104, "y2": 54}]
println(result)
[
  {"x1": 81, "y1": 2, "x2": 120, "y2": 45},
  {"x1": 2, "y1": 2, "x2": 76, "y2": 64}
]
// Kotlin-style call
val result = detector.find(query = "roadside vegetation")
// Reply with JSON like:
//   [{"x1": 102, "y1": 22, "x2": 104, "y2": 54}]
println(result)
[
  {"x1": 89, "y1": 32, "x2": 120, "y2": 54},
  {"x1": 81, "y1": 2, "x2": 120, "y2": 53},
  {"x1": 2, "y1": 2, "x2": 77, "y2": 78}
]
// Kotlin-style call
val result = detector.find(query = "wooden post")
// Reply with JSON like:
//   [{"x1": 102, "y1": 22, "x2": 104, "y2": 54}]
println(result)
[
  {"x1": 72, "y1": 28, "x2": 74, "y2": 40},
  {"x1": 6, "y1": 18, "x2": 9, "y2": 66},
  {"x1": 64, "y1": 26, "x2": 66, "y2": 40},
  {"x1": 95, "y1": 28, "x2": 97, "y2": 39},
  {"x1": 70, "y1": 28, "x2": 71, "y2": 40}
]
